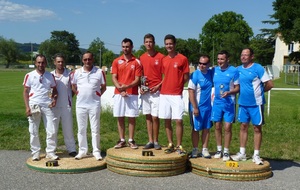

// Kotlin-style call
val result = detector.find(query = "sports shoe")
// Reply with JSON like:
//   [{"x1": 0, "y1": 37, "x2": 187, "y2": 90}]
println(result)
[
  {"x1": 114, "y1": 140, "x2": 126, "y2": 149},
  {"x1": 202, "y1": 150, "x2": 211, "y2": 159},
  {"x1": 232, "y1": 152, "x2": 247, "y2": 161},
  {"x1": 46, "y1": 153, "x2": 59, "y2": 160},
  {"x1": 69, "y1": 151, "x2": 77, "y2": 157},
  {"x1": 164, "y1": 143, "x2": 175, "y2": 154},
  {"x1": 223, "y1": 152, "x2": 231, "y2": 161},
  {"x1": 154, "y1": 143, "x2": 162, "y2": 150},
  {"x1": 252, "y1": 154, "x2": 263, "y2": 165},
  {"x1": 214, "y1": 151, "x2": 223, "y2": 159},
  {"x1": 143, "y1": 142, "x2": 154, "y2": 149},
  {"x1": 32, "y1": 152, "x2": 40, "y2": 161},
  {"x1": 75, "y1": 152, "x2": 88, "y2": 160},
  {"x1": 128, "y1": 140, "x2": 138, "y2": 149},
  {"x1": 93, "y1": 152, "x2": 103, "y2": 161},
  {"x1": 190, "y1": 148, "x2": 198, "y2": 158},
  {"x1": 176, "y1": 145, "x2": 186, "y2": 155}
]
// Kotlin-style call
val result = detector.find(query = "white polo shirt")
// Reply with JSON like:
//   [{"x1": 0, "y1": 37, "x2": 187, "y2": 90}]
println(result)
[
  {"x1": 51, "y1": 69, "x2": 72, "y2": 108},
  {"x1": 23, "y1": 70, "x2": 56, "y2": 107},
  {"x1": 71, "y1": 66, "x2": 106, "y2": 108}
]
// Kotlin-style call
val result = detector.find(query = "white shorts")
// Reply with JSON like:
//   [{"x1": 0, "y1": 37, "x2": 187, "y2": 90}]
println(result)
[
  {"x1": 141, "y1": 91, "x2": 160, "y2": 116},
  {"x1": 113, "y1": 94, "x2": 139, "y2": 117},
  {"x1": 158, "y1": 94, "x2": 184, "y2": 120}
]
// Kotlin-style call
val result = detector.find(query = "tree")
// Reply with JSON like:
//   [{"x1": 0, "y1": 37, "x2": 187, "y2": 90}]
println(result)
[
  {"x1": 102, "y1": 50, "x2": 116, "y2": 68},
  {"x1": 0, "y1": 36, "x2": 19, "y2": 68},
  {"x1": 199, "y1": 11, "x2": 253, "y2": 65},
  {"x1": 88, "y1": 37, "x2": 108, "y2": 66},
  {"x1": 250, "y1": 34, "x2": 275, "y2": 66}
]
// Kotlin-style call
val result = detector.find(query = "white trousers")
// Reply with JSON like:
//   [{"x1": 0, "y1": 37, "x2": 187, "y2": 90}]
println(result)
[
  {"x1": 52, "y1": 106, "x2": 76, "y2": 153},
  {"x1": 28, "y1": 106, "x2": 57, "y2": 155},
  {"x1": 76, "y1": 106, "x2": 101, "y2": 155}
]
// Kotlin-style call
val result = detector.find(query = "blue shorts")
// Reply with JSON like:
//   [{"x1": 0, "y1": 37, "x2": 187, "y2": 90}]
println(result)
[
  {"x1": 189, "y1": 108, "x2": 212, "y2": 131},
  {"x1": 238, "y1": 105, "x2": 264, "y2": 126},
  {"x1": 211, "y1": 102, "x2": 235, "y2": 123}
]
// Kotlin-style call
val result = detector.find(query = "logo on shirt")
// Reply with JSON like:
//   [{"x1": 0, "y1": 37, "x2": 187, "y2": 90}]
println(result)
[
  {"x1": 118, "y1": 60, "x2": 124, "y2": 64},
  {"x1": 155, "y1": 60, "x2": 159, "y2": 65},
  {"x1": 174, "y1": 62, "x2": 178, "y2": 68},
  {"x1": 131, "y1": 65, "x2": 135, "y2": 69}
]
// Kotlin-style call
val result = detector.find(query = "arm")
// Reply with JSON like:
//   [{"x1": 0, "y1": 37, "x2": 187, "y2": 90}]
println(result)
[
  {"x1": 183, "y1": 72, "x2": 190, "y2": 85},
  {"x1": 23, "y1": 86, "x2": 31, "y2": 117},
  {"x1": 188, "y1": 88, "x2": 199, "y2": 116},
  {"x1": 49, "y1": 87, "x2": 58, "y2": 108},
  {"x1": 72, "y1": 84, "x2": 78, "y2": 95},
  {"x1": 221, "y1": 84, "x2": 240, "y2": 98},
  {"x1": 264, "y1": 80, "x2": 274, "y2": 92}
]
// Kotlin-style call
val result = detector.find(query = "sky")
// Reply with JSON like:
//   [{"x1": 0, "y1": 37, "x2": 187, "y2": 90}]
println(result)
[{"x1": 0, "y1": 0, "x2": 276, "y2": 53}]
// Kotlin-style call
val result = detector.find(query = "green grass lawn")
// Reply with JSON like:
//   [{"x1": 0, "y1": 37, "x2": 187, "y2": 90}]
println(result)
[{"x1": 0, "y1": 69, "x2": 299, "y2": 161}]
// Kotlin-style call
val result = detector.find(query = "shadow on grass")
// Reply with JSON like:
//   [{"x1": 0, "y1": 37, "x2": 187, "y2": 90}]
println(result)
[{"x1": 268, "y1": 159, "x2": 300, "y2": 171}]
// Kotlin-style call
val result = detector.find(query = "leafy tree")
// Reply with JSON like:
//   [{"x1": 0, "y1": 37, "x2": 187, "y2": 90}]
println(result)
[
  {"x1": 87, "y1": 37, "x2": 108, "y2": 66},
  {"x1": 199, "y1": 11, "x2": 253, "y2": 65},
  {"x1": 0, "y1": 36, "x2": 19, "y2": 68},
  {"x1": 250, "y1": 34, "x2": 275, "y2": 66},
  {"x1": 39, "y1": 40, "x2": 68, "y2": 68},
  {"x1": 102, "y1": 50, "x2": 117, "y2": 68}
]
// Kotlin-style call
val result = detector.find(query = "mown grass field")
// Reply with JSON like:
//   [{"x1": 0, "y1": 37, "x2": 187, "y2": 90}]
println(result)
[{"x1": 0, "y1": 69, "x2": 299, "y2": 161}]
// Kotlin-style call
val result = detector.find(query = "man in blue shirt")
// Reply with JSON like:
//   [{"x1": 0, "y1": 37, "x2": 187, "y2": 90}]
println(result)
[
  {"x1": 232, "y1": 48, "x2": 273, "y2": 165},
  {"x1": 211, "y1": 50, "x2": 239, "y2": 161}
]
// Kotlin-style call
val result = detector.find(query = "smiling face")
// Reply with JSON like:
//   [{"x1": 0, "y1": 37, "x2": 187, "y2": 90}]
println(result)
[
  {"x1": 217, "y1": 53, "x2": 229, "y2": 69},
  {"x1": 144, "y1": 37, "x2": 155, "y2": 52},
  {"x1": 198, "y1": 56, "x2": 210, "y2": 73},
  {"x1": 82, "y1": 52, "x2": 94, "y2": 71},
  {"x1": 54, "y1": 56, "x2": 65, "y2": 71},
  {"x1": 122, "y1": 41, "x2": 133, "y2": 56},
  {"x1": 35, "y1": 56, "x2": 47, "y2": 74},
  {"x1": 240, "y1": 49, "x2": 254, "y2": 65},
  {"x1": 164, "y1": 39, "x2": 175, "y2": 54}
]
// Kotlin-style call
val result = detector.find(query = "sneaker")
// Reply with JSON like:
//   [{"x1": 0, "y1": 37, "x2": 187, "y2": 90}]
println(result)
[
  {"x1": 223, "y1": 152, "x2": 231, "y2": 161},
  {"x1": 69, "y1": 151, "x2": 77, "y2": 157},
  {"x1": 232, "y1": 152, "x2": 247, "y2": 161},
  {"x1": 75, "y1": 152, "x2": 88, "y2": 160},
  {"x1": 214, "y1": 151, "x2": 223, "y2": 159},
  {"x1": 164, "y1": 143, "x2": 175, "y2": 154},
  {"x1": 128, "y1": 140, "x2": 138, "y2": 149},
  {"x1": 46, "y1": 153, "x2": 59, "y2": 160},
  {"x1": 154, "y1": 143, "x2": 162, "y2": 150},
  {"x1": 202, "y1": 150, "x2": 211, "y2": 159},
  {"x1": 93, "y1": 152, "x2": 103, "y2": 161},
  {"x1": 252, "y1": 154, "x2": 263, "y2": 165},
  {"x1": 114, "y1": 140, "x2": 126, "y2": 149},
  {"x1": 176, "y1": 145, "x2": 186, "y2": 155},
  {"x1": 190, "y1": 148, "x2": 198, "y2": 158},
  {"x1": 32, "y1": 152, "x2": 40, "y2": 161},
  {"x1": 143, "y1": 142, "x2": 154, "y2": 149}
]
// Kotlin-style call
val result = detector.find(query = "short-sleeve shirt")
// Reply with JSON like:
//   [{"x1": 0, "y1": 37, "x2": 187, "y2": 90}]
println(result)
[
  {"x1": 188, "y1": 68, "x2": 214, "y2": 110},
  {"x1": 71, "y1": 66, "x2": 106, "y2": 108},
  {"x1": 139, "y1": 52, "x2": 164, "y2": 88},
  {"x1": 213, "y1": 65, "x2": 239, "y2": 105},
  {"x1": 237, "y1": 63, "x2": 271, "y2": 106},
  {"x1": 51, "y1": 69, "x2": 72, "y2": 107},
  {"x1": 111, "y1": 55, "x2": 142, "y2": 95},
  {"x1": 160, "y1": 53, "x2": 190, "y2": 95},
  {"x1": 23, "y1": 70, "x2": 56, "y2": 107}
]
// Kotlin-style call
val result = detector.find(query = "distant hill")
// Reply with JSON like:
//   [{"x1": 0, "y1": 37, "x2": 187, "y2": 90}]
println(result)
[{"x1": 17, "y1": 43, "x2": 40, "y2": 53}]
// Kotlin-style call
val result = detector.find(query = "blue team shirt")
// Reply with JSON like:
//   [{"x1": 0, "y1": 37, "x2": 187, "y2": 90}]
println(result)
[
  {"x1": 213, "y1": 65, "x2": 239, "y2": 105},
  {"x1": 188, "y1": 68, "x2": 214, "y2": 110},
  {"x1": 237, "y1": 63, "x2": 271, "y2": 106}
]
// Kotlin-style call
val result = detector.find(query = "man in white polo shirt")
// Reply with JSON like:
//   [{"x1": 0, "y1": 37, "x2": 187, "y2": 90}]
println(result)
[
  {"x1": 51, "y1": 53, "x2": 77, "y2": 157},
  {"x1": 71, "y1": 52, "x2": 106, "y2": 161},
  {"x1": 23, "y1": 54, "x2": 59, "y2": 161}
]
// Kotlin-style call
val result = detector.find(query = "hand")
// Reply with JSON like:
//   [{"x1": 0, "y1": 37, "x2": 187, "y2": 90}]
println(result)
[
  {"x1": 221, "y1": 91, "x2": 229, "y2": 98},
  {"x1": 193, "y1": 108, "x2": 199, "y2": 116},
  {"x1": 120, "y1": 91, "x2": 128, "y2": 97},
  {"x1": 26, "y1": 108, "x2": 32, "y2": 117}
]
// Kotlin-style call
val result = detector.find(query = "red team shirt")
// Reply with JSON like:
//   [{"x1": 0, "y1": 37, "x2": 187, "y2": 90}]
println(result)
[
  {"x1": 139, "y1": 52, "x2": 164, "y2": 88},
  {"x1": 112, "y1": 55, "x2": 142, "y2": 95},
  {"x1": 160, "y1": 53, "x2": 189, "y2": 95}
]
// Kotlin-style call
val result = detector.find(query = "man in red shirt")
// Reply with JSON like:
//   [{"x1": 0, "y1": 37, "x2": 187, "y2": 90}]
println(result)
[
  {"x1": 112, "y1": 38, "x2": 142, "y2": 149},
  {"x1": 159, "y1": 34, "x2": 190, "y2": 155},
  {"x1": 139, "y1": 33, "x2": 164, "y2": 150}
]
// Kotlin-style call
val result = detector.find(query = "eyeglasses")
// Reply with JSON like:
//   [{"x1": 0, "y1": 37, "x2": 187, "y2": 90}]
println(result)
[
  {"x1": 83, "y1": 58, "x2": 92, "y2": 61},
  {"x1": 199, "y1": 62, "x2": 208, "y2": 65},
  {"x1": 39, "y1": 75, "x2": 43, "y2": 83}
]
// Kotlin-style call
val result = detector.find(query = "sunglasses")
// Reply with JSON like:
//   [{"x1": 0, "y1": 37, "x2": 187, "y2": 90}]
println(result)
[
  {"x1": 39, "y1": 75, "x2": 43, "y2": 83},
  {"x1": 198, "y1": 62, "x2": 208, "y2": 65}
]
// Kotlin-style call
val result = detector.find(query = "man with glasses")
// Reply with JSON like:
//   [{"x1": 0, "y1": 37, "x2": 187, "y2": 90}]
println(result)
[
  {"x1": 188, "y1": 55, "x2": 214, "y2": 158},
  {"x1": 23, "y1": 54, "x2": 59, "y2": 161},
  {"x1": 71, "y1": 52, "x2": 106, "y2": 160},
  {"x1": 51, "y1": 54, "x2": 77, "y2": 157},
  {"x1": 211, "y1": 50, "x2": 239, "y2": 162}
]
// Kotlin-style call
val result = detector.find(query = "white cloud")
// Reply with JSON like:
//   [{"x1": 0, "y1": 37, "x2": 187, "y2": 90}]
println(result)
[{"x1": 0, "y1": 0, "x2": 56, "y2": 22}]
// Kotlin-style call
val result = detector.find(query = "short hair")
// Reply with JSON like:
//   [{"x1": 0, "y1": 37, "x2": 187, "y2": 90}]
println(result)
[
  {"x1": 164, "y1": 34, "x2": 176, "y2": 44},
  {"x1": 82, "y1": 51, "x2": 94, "y2": 58},
  {"x1": 35, "y1": 54, "x2": 47, "y2": 63},
  {"x1": 218, "y1": 50, "x2": 230, "y2": 58},
  {"x1": 144, "y1": 33, "x2": 155, "y2": 43},
  {"x1": 53, "y1": 53, "x2": 65, "y2": 60},
  {"x1": 200, "y1": 54, "x2": 211, "y2": 62},
  {"x1": 243, "y1": 48, "x2": 254, "y2": 56},
  {"x1": 122, "y1": 38, "x2": 133, "y2": 46}
]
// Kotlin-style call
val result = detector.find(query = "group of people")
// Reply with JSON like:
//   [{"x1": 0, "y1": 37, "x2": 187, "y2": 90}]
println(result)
[
  {"x1": 23, "y1": 33, "x2": 273, "y2": 165},
  {"x1": 188, "y1": 49, "x2": 273, "y2": 165}
]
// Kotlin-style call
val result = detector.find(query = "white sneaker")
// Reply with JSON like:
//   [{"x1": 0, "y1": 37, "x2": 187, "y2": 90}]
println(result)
[
  {"x1": 32, "y1": 152, "x2": 40, "y2": 161},
  {"x1": 232, "y1": 152, "x2": 247, "y2": 161},
  {"x1": 222, "y1": 152, "x2": 230, "y2": 161},
  {"x1": 46, "y1": 153, "x2": 59, "y2": 160},
  {"x1": 191, "y1": 148, "x2": 198, "y2": 158},
  {"x1": 214, "y1": 151, "x2": 223, "y2": 159},
  {"x1": 252, "y1": 154, "x2": 263, "y2": 165},
  {"x1": 94, "y1": 152, "x2": 103, "y2": 161},
  {"x1": 202, "y1": 150, "x2": 211, "y2": 159},
  {"x1": 75, "y1": 152, "x2": 87, "y2": 160}
]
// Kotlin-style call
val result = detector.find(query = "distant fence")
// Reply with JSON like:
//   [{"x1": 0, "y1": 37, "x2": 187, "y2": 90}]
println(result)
[{"x1": 283, "y1": 65, "x2": 300, "y2": 86}]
